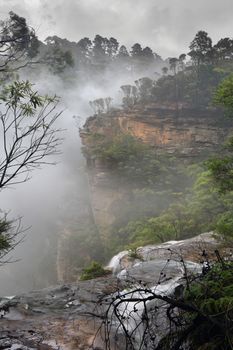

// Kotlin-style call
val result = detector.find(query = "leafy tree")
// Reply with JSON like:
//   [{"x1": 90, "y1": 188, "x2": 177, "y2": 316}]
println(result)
[
  {"x1": 107, "y1": 37, "x2": 119, "y2": 58},
  {"x1": 130, "y1": 43, "x2": 143, "y2": 59},
  {"x1": 117, "y1": 45, "x2": 129, "y2": 59},
  {"x1": 216, "y1": 211, "x2": 233, "y2": 241},
  {"x1": 92, "y1": 34, "x2": 109, "y2": 68},
  {"x1": 43, "y1": 38, "x2": 74, "y2": 74},
  {"x1": 0, "y1": 219, "x2": 11, "y2": 251},
  {"x1": 0, "y1": 11, "x2": 39, "y2": 73},
  {"x1": 169, "y1": 57, "x2": 178, "y2": 75},
  {"x1": 178, "y1": 53, "x2": 186, "y2": 71},
  {"x1": 169, "y1": 57, "x2": 179, "y2": 110},
  {"x1": 76, "y1": 37, "x2": 92, "y2": 65},
  {"x1": 184, "y1": 261, "x2": 233, "y2": 350},
  {"x1": 213, "y1": 74, "x2": 233, "y2": 113},
  {"x1": 135, "y1": 77, "x2": 154, "y2": 102},
  {"x1": 119, "y1": 216, "x2": 175, "y2": 247},
  {"x1": 141, "y1": 46, "x2": 154, "y2": 63},
  {"x1": 0, "y1": 215, "x2": 24, "y2": 263},
  {"x1": 187, "y1": 32, "x2": 213, "y2": 105},
  {"x1": 207, "y1": 75, "x2": 233, "y2": 192},
  {"x1": 214, "y1": 37, "x2": 233, "y2": 61},
  {"x1": 113, "y1": 164, "x2": 231, "y2": 250},
  {"x1": 188, "y1": 30, "x2": 212, "y2": 65},
  {"x1": 152, "y1": 75, "x2": 177, "y2": 102},
  {"x1": 161, "y1": 66, "x2": 168, "y2": 75}
]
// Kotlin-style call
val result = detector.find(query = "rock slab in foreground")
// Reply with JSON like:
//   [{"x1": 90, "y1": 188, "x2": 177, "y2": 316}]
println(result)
[{"x1": 0, "y1": 232, "x2": 223, "y2": 349}]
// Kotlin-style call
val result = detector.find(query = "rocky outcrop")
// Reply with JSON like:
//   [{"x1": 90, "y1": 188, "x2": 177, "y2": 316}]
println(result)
[
  {"x1": 0, "y1": 233, "x2": 226, "y2": 350},
  {"x1": 108, "y1": 232, "x2": 220, "y2": 280},
  {"x1": 81, "y1": 104, "x2": 233, "y2": 156},
  {"x1": 0, "y1": 277, "x2": 121, "y2": 350}
]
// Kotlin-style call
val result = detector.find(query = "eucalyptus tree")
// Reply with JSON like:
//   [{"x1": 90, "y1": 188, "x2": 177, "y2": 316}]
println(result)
[
  {"x1": 0, "y1": 11, "x2": 39, "y2": 74},
  {"x1": 188, "y1": 30, "x2": 212, "y2": 65}
]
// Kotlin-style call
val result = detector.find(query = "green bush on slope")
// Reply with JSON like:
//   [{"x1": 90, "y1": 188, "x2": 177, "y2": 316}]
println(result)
[{"x1": 80, "y1": 261, "x2": 110, "y2": 281}]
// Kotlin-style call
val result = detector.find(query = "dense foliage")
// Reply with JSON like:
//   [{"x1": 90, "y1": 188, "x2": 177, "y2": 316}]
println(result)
[
  {"x1": 90, "y1": 134, "x2": 163, "y2": 186},
  {"x1": 0, "y1": 219, "x2": 11, "y2": 251},
  {"x1": 184, "y1": 261, "x2": 233, "y2": 350},
  {"x1": 0, "y1": 11, "x2": 39, "y2": 75},
  {"x1": 111, "y1": 167, "x2": 233, "y2": 251},
  {"x1": 207, "y1": 75, "x2": 233, "y2": 194},
  {"x1": 84, "y1": 126, "x2": 233, "y2": 255},
  {"x1": 37, "y1": 34, "x2": 162, "y2": 77},
  {"x1": 117, "y1": 31, "x2": 233, "y2": 109},
  {"x1": 80, "y1": 261, "x2": 110, "y2": 281},
  {"x1": 86, "y1": 134, "x2": 189, "y2": 189},
  {"x1": 80, "y1": 32, "x2": 233, "y2": 255}
]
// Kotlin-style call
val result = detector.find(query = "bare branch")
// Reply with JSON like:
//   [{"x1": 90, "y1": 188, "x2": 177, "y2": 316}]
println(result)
[{"x1": 0, "y1": 80, "x2": 63, "y2": 190}]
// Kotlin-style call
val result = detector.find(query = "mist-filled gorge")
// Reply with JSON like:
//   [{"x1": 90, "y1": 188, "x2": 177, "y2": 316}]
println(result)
[{"x1": 0, "y1": 2, "x2": 233, "y2": 350}]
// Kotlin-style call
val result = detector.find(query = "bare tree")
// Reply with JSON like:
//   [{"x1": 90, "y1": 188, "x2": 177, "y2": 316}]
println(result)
[
  {"x1": 0, "y1": 80, "x2": 62, "y2": 262},
  {"x1": 120, "y1": 85, "x2": 138, "y2": 108},
  {"x1": 0, "y1": 80, "x2": 62, "y2": 190},
  {"x1": 89, "y1": 97, "x2": 113, "y2": 114}
]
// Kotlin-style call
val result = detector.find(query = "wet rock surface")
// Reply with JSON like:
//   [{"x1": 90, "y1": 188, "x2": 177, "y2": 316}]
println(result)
[
  {"x1": 108, "y1": 232, "x2": 219, "y2": 279},
  {"x1": 0, "y1": 233, "x2": 224, "y2": 349},
  {"x1": 104, "y1": 232, "x2": 223, "y2": 349},
  {"x1": 0, "y1": 278, "x2": 121, "y2": 350}
]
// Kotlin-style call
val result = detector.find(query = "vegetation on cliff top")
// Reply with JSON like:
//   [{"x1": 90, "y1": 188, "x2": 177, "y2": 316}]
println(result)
[
  {"x1": 78, "y1": 31, "x2": 233, "y2": 259},
  {"x1": 118, "y1": 31, "x2": 233, "y2": 110},
  {"x1": 112, "y1": 75, "x2": 233, "y2": 252}
]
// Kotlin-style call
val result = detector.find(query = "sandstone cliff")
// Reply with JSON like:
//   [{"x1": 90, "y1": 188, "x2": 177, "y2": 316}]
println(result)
[
  {"x1": 81, "y1": 104, "x2": 233, "y2": 155},
  {"x1": 79, "y1": 104, "x2": 233, "y2": 250}
]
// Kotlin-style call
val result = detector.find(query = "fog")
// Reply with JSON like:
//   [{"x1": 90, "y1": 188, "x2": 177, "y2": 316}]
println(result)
[
  {"x1": 2, "y1": 0, "x2": 233, "y2": 57},
  {"x1": 0, "y1": 57, "x2": 162, "y2": 294},
  {"x1": 0, "y1": 0, "x2": 231, "y2": 295}
]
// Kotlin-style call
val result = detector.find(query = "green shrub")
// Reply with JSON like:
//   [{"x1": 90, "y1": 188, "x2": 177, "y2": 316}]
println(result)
[
  {"x1": 127, "y1": 247, "x2": 143, "y2": 260},
  {"x1": 80, "y1": 261, "x2": 110, "y2": 281},
  {"x1": 97, "y1": 134, "x2": 148, "y2": 163},
  {"x1": 216, "y1": 211, "x2": 233, "y2": 240},
  {"x1": 184, "y1": 261, "x2": 233, "y2": 349},
  {"x1": 0, "y1": 219, "x2": 12, "y2": 250},
  {"x1": 89, "y1": 134, "x2": 168, "y2": 186}
]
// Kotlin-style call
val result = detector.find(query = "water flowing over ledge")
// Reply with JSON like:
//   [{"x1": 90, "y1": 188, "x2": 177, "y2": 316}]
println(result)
[{"x1": 0, "y1": 232, "x2": 221, "y2": 349}]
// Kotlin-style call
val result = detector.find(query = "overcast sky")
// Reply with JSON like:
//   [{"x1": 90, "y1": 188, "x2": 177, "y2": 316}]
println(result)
[{"x1": 1, "y1": 0, "x2": 233, "y2": 58}]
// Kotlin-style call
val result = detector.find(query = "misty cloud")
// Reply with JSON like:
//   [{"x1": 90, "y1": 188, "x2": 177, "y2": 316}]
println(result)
[
  {"x1": 1, "y1": 0, "x2": 233, "y2": 57},
  {"x1": 0, "y1": 0, "x2": 233, "y2": 296}
]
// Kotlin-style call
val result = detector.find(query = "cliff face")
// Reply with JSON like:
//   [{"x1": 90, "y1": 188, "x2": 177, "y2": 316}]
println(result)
[
  {"x1": 80, "y1": 104, "x2": 233, "y2": 247},
  {"x1": 81, "y1": 104, "x2": 233, "y2": 155}
]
